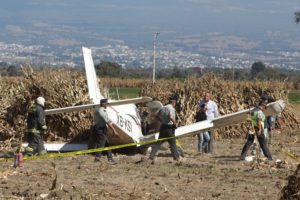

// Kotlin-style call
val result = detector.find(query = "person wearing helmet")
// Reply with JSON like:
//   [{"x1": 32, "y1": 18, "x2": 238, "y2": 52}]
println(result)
[
  {"x1": 24, "y1": 97, "x2": 47, "y2": 156},
  {"x1": 252, "y1": 95, "x2": 273, "y2": 155},
  {"x1": 240, "y1": 101, "x2": 273, "y2": 161}
]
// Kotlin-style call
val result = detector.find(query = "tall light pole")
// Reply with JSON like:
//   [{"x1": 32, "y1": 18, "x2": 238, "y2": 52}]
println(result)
[{"x1": 152, "y1": 32, "x2": 160, "y2": 85}]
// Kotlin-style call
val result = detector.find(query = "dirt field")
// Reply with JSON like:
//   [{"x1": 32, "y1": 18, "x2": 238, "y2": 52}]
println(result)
[
  {"x1": 0, "y1": 105, "x2": 299, "y2": 199},
  {"x1": 0, "y1": 125, "x2": 299, "y2": 199}
]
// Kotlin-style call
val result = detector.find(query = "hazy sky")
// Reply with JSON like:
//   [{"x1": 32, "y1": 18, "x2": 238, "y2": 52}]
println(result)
[{"x1": 1, "y1": 0, "x2": 299, "y2": 43}]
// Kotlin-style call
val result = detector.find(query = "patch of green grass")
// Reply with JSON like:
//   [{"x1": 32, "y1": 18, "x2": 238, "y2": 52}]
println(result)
[
  {"x1": 288, "y1": 92, "x2": 300, "y2": 104},
  {"x1": 109, "y1": 87, "x2": 140, "y2": 99}
]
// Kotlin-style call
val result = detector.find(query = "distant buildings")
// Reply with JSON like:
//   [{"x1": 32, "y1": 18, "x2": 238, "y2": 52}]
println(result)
[{"x1": 0, "y1": 42, "x2": 299, "y2": 71}]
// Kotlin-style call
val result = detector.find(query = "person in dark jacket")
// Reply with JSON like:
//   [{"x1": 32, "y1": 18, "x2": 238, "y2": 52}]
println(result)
[
  {"x1": 195, "y1": 104, "x2": 210, "y2": 153},
  {"x1": 94, "y1": 99, "x2": 119, "y2": 164},
  {"x1": 24, "y1": 97, "x2": 47, "y2": 156}
]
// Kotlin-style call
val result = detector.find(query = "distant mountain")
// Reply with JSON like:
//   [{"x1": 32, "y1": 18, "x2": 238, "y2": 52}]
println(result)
[{"x1": 0, "y1": 1, "x2": 299, "y2": 68}]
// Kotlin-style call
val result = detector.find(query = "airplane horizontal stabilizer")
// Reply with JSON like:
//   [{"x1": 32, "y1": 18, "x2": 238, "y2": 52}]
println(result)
[{"x1": 108, "y1": 96, "x2": 152, "y2": 106}]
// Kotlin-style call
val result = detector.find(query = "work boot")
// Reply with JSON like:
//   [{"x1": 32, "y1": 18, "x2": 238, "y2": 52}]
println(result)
[
  {"x1": 108, "y1": 158, "x2": 117, "y2": 165},
  {"x1": 94, "y1": 157, "x2": 100, "y2": 162},
  {"x1": 23, "y1": 151, "x2": 33, "y2": 157},
  {"x1": 175, "y1": 157, "x2": 184, "y2": 165},
  {"x1": 38, "y1": 150, "x2": 47, "y2": 156},
  {"x1": 267, "y1": 157, "x2": 273, "y2": 161},
  {"x1": 239, "y1": 156, "x2": 245, "y2": 161},
  {"x1": 148, "y1": 157, "x2": 155, "y2": 164},
  {"x1": 24, "y1": 146, "x2": 34, "y2": 156}
]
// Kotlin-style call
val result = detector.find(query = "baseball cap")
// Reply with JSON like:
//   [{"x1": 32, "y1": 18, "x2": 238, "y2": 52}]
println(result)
[
  {"x1": 100, "y1": 99, "x2": 109, "y2": 105},
  {"x1": 169, "y1": 97, "x2": 177, "y2": 103},
  {"x1": 261, "y1": 95, "x2": 268, "y2": 100}
]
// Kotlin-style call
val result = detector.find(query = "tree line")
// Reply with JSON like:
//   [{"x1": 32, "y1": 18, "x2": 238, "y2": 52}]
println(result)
[
  {"x1": 95, "y1": 60, "x2": 300, "y2": 88},
  {"x1": 2, "y1": 60, "x2": 300, "y2": 89}
]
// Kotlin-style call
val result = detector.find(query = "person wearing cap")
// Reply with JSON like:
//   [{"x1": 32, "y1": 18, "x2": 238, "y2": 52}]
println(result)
[
  {"x1": 252, "y1": 95, "x2": 273, "y2": 155},
  {"x1": 240, "y1": 101, "x2": 272, "y2": 160},
  {"x1": 94, "y1": 98, "x2": 119, "y2": 164},
  {"x1": 199, "y1": 92, "x2": 218, "y2": 154},
  {"x1": 149, "y1": 98, "x2": 180, "y2": 162},
  {"x1": 24, "y1": 97, "x2": 47, "y2": 156}
]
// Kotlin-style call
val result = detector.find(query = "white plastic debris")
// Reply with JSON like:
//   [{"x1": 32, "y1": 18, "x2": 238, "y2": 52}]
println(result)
[{"x1": 245, "y1": 156, "x2": 255, "y2": 162}]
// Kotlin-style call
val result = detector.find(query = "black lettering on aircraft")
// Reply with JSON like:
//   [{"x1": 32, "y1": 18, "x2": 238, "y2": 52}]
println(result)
[{"x1": 117, "y1": 114, "x2": 132, "y2": 133}]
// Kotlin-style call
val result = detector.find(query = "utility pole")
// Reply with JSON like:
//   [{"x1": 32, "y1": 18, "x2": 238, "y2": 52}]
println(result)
[{"x1": 152, "y1": 32, "x2": 160, "y2": 85}]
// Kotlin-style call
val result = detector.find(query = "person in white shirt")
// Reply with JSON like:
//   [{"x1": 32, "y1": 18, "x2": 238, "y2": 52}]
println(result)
[{"x1": 199, "y1": 92, "x2": 218, "y2": 153}]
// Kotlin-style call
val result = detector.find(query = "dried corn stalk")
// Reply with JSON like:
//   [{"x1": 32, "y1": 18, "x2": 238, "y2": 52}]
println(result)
[{"x1": 139, "y1": 74, "x2": 300, "y2": 138}]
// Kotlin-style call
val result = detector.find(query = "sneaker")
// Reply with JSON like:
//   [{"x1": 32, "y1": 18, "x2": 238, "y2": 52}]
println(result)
[
  {"x1": 94, "y1": 157, "x2": 100, "y2": 162},
  {"x1": 108, "y1": 159, "x2": 117, "y2": 165},
  {"x1": 260, "y1": 152, "x2": 265, "y2": 157},
  {"x1": 175, "y1": 157, "x2": 184, "y2": 162},
  {"x1": 175, "y1": 157, "x2": 184, "y2": 165}
]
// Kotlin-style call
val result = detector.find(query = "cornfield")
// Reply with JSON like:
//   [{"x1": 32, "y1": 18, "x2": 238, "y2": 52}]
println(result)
[
  {"x1": 0, "y1": 67, "x2": 299, "y2": 150},
  {"x1": 139, "y1": 74, "x2": 300, "y2": 138}
]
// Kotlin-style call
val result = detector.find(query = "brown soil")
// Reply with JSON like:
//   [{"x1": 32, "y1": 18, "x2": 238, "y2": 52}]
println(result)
[
  {"x1": 1, "y1": 129, "x2": 300, "y2": 199},
  {"x1": 294, "y1": 105, "x2": 300, "y2": 118}
]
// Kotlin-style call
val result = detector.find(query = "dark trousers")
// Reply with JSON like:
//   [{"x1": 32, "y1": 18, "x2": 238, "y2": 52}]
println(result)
[
  {"x1": 149, "y1": 124, "x2": 179, "y2": 160},
  {"x1": 94, "y1": 127, "x2": 113, "y2": 160},
  {"x1": 240, "y1": 128, "x2": 272, "y2": 160},
  {"x1": 26, "y1": 132, "x2": 45, "y2": 154}
]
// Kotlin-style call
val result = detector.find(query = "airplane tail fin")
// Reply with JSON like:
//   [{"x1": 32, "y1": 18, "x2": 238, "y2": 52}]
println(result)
[{"x1": 82, "y1": 47, "x2": 104, "y2": 104}]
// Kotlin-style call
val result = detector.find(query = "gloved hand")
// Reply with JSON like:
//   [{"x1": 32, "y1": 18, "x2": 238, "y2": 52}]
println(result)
[{"x1": 172, "y1": 124, "x2": 177, "y2": 129}]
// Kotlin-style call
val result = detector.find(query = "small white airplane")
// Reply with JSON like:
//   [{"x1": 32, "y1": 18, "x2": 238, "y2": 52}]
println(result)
[{"x1": 34, "y1": 47, "x2": 286, "y2": 152}]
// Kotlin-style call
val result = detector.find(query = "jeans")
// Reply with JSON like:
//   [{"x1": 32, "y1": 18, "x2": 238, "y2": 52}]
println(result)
[
  {"x1": 197, "y1": 132, "x2": 210, "y2": 152},
  {"x1": 207, "y1": 130, "x2": 214, "y2": 153}
]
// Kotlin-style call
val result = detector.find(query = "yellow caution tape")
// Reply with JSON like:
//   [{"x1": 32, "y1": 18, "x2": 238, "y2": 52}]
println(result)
[
  {"x1": 176, "y1": 139, "x2": 184, "y2": 151},
  {"x1": 0, "y1": 135, "x2": 178, "y2": 162},
  {"x1": 279, "y1": 147, "x2": 300, "y2": 163},
  {"x1": 0, "y1": 118, "x2": 253, "y2": 163}
]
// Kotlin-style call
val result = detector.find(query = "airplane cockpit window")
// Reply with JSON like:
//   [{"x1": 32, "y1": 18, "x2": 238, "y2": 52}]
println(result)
[
  {"x1": 135, "y1": 107, "x2": 142, "y2": 121},
  {"x1": 127, "y1": 114, "x2": 140, "y2": 125}
]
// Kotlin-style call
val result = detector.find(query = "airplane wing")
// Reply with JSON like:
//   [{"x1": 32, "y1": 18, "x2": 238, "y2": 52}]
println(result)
[
  {"x1": 40, "y1": 100, "x2": 285, "y2": 151},
  {"x1": 138, "y1": 120, "x2": 214, "y2": 145},
  {"x1": 138, "y1": 100, "x2": 286, "y2": 145},
  {"x1": 45, "y1": 96, "x2": 152, "y2": 115},
  {"x1": 213, "y1": 99, "x2": 285, "y2": 129}
]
